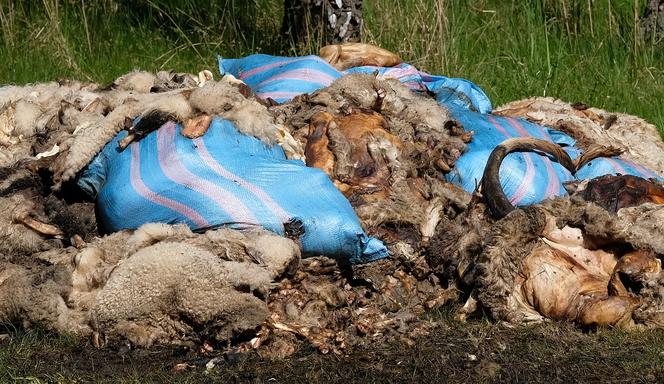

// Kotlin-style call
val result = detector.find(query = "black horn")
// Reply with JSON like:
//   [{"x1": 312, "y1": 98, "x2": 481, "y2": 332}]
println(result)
[{"x1": 481, "y1": 137, "x2": 575, "y2": 219}]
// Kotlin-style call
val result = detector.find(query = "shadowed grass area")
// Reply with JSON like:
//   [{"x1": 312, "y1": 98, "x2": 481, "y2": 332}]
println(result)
[
  {"x1": 0, "y1": 0, "x2": 662, "y2": 133},
  {"x1": 2, "y1": 316, "x2": 664, "y2": 383}
]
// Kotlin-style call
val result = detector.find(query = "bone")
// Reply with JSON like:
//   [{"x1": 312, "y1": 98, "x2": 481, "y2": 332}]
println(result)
[
  {"x1": 182, "y1": 114, "x2": 213, "y2": 138},
  {"x1": 13, "y1": 211, "x2": 64, "y2": 238}
]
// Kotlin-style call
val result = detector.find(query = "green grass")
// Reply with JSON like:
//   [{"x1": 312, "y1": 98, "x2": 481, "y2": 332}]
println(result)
[{"x1": 0, "y1": 0, "x2": 662, "y2": 133}]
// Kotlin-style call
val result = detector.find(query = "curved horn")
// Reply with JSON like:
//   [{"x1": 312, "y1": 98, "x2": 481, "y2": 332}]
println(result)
[
  {"x1": 572, "y1": 144, "x2": 623, "y2": 171},
  {"x1": 481, "y1": 137, "x2": 575, "y2": 219}
]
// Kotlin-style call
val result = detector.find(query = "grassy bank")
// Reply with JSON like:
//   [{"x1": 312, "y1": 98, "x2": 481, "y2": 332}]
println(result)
[{"x1": 0, "y1": 0, "x2": 662, "y2": 132}]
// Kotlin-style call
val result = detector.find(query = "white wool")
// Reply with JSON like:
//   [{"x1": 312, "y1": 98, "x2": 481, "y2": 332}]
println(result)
[
  {"x1": 13, "y1": 99, "x2": 43, "y2": 137},
  {"x1": 189, "y1": 81, "x2": 280, "y2": 144},
  {"x1": 57, "y1": 89, "x2": 197, "y2": 186},
  {"x1": 57, "y1": 101, "x2": 144, "y2": 186},
  {"x1": 140, "y1": 91, "x2": 193, "y2": 121},
  {"x1": 126, "y1": 223, "x2": 194, "y2": 252},
  {"x1": 111, "y1": 70, "x2": 156, "y2": 93}
]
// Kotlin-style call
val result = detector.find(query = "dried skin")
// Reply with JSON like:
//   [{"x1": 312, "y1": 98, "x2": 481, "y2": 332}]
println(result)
[
  {"x1": 582, "y1": 175, "x2": 664, "y2": 213},
  {"x1": 449, "y1": 199, "x2": 664, "y2": 329},
  {"x1": 334, "y1": 110, "x2": 401, "y2": 189},
  {"x1": 276, "y1": 75, "x2": 467, "y2": 257},
  {"x1": 319, "y1": 43, "x2": 402, "y2": 71},
  {"x1": 305, "y1": 112, "x2": 336, "y2": 176},
  {"x1": 609, "y1": 250, "x2": 662, "y2": 297}
]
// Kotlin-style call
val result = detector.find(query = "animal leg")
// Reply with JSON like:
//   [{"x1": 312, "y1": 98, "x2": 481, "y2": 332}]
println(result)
[{"x1": 576, "y1": 295, "x2": 639, "y2": 328}]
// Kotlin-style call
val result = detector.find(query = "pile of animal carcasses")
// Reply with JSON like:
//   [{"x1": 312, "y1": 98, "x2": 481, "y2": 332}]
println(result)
[{"x1": 1, "y1": 65, "x2": 664, "y2": 359}]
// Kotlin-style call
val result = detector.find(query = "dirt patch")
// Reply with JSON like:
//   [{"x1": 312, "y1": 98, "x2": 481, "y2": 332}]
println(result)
[{"x1": 2, "y1": 311, "x2": 663, "y2": 383}]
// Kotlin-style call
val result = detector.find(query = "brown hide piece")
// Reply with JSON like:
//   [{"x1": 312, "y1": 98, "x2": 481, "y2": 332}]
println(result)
[
  {"x1": 182, "y1": 114, "x2": 213, "y2": 138},
  {"x1": 521, "y1": 224, "x2": 660, "y2": 327},
  {"x1": 334, "y1": 110, "x2": 401, "y2": 189},
  {"x1": 304, "y1": 112, "x2": 336, "y2": 176},
  {"x1": 519, "y1": 244, "x2": 638, "y2": 326},
  {"x1": 582, "y1": 175, "x2": 664, "y2": 213},
  {"x1": 304, "y1": 109, "x2": 402, "y2": 195},
  {"x1": 319, "y1": 43, "x2": 402, "y2": 71},
  {"x1": 609, "y1": 249, "x2": 662, "y2": 297},
  {"x1": 523, "y1": 218, "x2": 662, "y2": 328}
]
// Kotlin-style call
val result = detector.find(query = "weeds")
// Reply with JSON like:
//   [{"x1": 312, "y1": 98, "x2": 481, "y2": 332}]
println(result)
[{"x1": 0, "y1": 1, "x2": 661, "y2": 134}]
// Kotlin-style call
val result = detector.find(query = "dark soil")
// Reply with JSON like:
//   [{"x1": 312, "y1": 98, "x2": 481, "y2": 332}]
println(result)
[{"x1": 2, "y1": 309, "x2": 663, "y2": 384}]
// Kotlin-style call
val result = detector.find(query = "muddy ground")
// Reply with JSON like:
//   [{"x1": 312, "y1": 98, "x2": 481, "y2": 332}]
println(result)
[{"x1": 1, "y1": 308, "x2": 663, "y2": 383}]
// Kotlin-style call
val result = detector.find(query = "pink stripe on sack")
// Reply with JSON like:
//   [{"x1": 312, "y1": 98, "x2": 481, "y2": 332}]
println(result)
[
  {"x1": 507, "y1": 116, "x2": 553, "y2": 142},
  {"x1": 508, "y1": 116, "x2": 561, "y2": 199},
  {"x1": 383, "y1": 66, "x2": 419, "y2": 79},
  {"x1": 509, "y1": 153, "x2": 537, "y2": 205},
  {"x1": 418, "y1": 70, "x2": 434, "y2": 82},
  {"x1": 193, "y1": 137, "x2": 291, "y2": 222},
  {"x1": 238, "y1": 57, "x2": 321, "y2": 80},
  {"x1": 402, "y1": 80, "x2": 426, "y2": 91},
  {"x1": 622, "y1": 159, "x2": 659, "y2": 179},
  {"x1": 255, "y1": 68, "x2": 336, "y2": 88},
  {"x1": 604, "y1": 157, "x2": 628, "y2": 175},
  {"x1": 486, "y1": 115, "x2": 537, "y2": 205},
  {"x1": 130, "y1": 144, "x2": 209, "y2": 228},
  {"x1": 487, "y1": 115, "x2": 511, "y2": 138},
  {"x1": 542, "y1": 156, "x2": 561, "y2": 199},
  {"x1": 156, "y1": 122, "x2": 258, "y2": 226},
  {"x1": 507, "y1": 117, "x2": 533, "y2": 138}
]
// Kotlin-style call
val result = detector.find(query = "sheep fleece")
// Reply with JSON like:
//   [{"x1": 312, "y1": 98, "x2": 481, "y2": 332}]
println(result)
[{"x1": 92, "y1": 242, "x2": 272, "y2": 347}]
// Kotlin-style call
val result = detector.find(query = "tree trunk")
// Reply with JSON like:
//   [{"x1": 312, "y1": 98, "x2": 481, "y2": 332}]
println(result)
[
  {"x1": 640, "y1": 0, "x2": 664, "y2": 45},
  {"x1": 282, "y1": 0, "x2": 363, "y2": 46}
]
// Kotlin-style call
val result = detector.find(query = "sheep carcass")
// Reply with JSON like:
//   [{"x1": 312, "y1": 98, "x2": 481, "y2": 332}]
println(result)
[
  {"x1": 429, "y1": 138, "x2": 664, "y2": 328},
  {"x1": 53, "y1": 75, "x2": 305, "y2": 188},
  {"x1": 0, "y1": 223, "x2": 300, "y2": 348}
]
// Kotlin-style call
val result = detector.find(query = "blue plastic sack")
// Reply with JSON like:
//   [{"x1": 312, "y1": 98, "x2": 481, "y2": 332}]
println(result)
[
  {"x1": 218, "y1": 55, "x2": 492, "y2": 113},
  {"x1": 77, "y1": 117, "x2": 388, "y2": 264},
  {"x1": 218, "y1": 54, "x2": 342, "y2": 103},
  {"x1": 217, "y1": 53, "x2": 662, "y2": 208},
  {"x1": 444, "y1": 106, "x2": 576, "y2": 205},
  {"x1": 449, "y1": 106, "x2": 564, "y2": 152},
  {"x1": 576, "y1": 156, "x2": 663, "y2": 181},
  {"x1": 446, "y1": 149, "x2": 575, "y2": 206}
]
